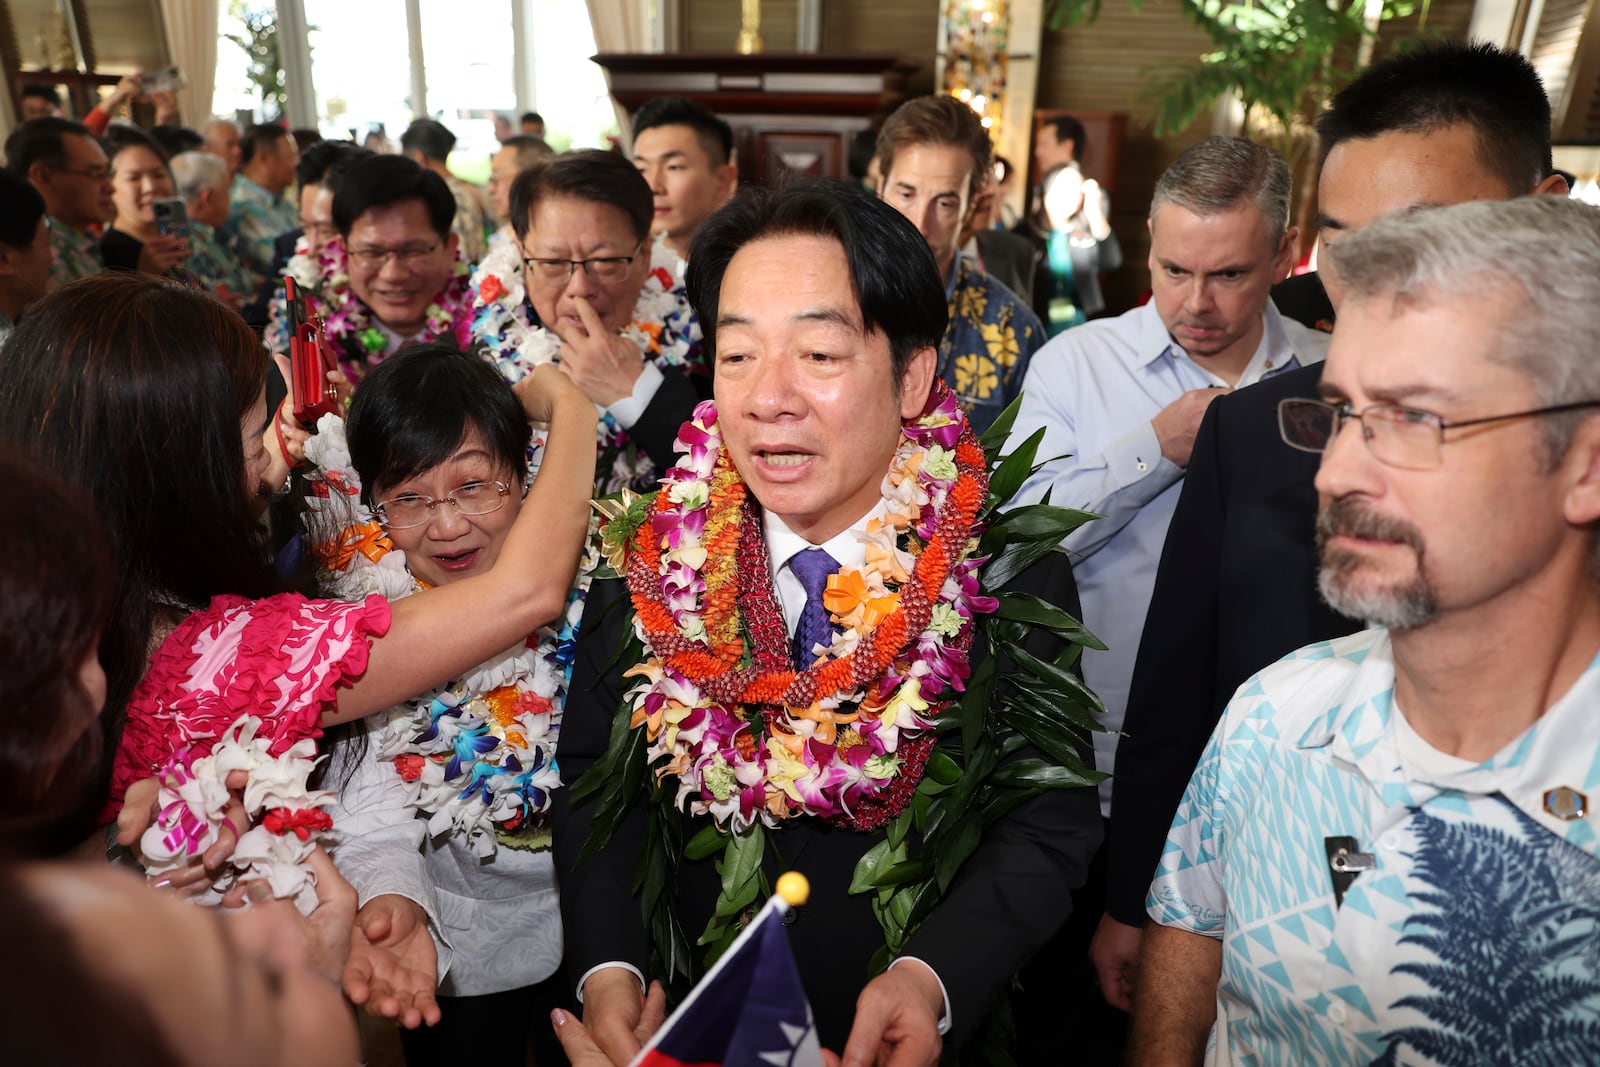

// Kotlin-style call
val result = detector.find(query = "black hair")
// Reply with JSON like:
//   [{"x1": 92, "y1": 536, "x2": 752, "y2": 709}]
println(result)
[
  {"x1": 1316, "y1": 40, "x2": 1553, "y2": 193},
  {"x1": 239, "y1": 122, "x2": 291, "y2": 167},
  {"x1": 0, "y1": 275, "x2": 282, "y2": 823},
  {"x1": 20, "y1": 84, "x2": 61, "y2": 106},
  {"x1": 632, "y1": 96, "x2": 734, "y2": 167},
  {"x1": 296, "y1": 139, "x2": 367, "y2": 189},
  {"x1": 847, "y1": 128, "x2": 879, "y2": 182},
  {"x1": 345, "y1": 343, "x2": 530, "y2": 504},
  {"x1": 331, "y1": 154, "x2": 455, "y2": 239},
  {"x1": 685, "y1": 179, "x2": 947, "y2": 379},
  {"x1": 3, "y1": 117, "x2": 94, "y2": 176},
  {"x1": 1041, "y1": 115, "x2": 1087, "y2": 161},
  {"x1": 499, "y1": 134, "x2": 553, "y2": 167},
  {"x1": 509, "y1": 150, "x2": 652, "y2": 244},
  {"x1": 148, "y1": 124, "x2": 204, "y2": 158},
  {"x1": 400, "y1": 118, "x2": 458, "y2": 162},
  {"x1": 101, "y1": 124, "x2": 169, "y2": 167},
  {"x1": 520, "y1": 111, "x2": 545, "y2": 126},
  {"x1": 292, "y1": 127, "x2": 323, "y2": 151},
  {"x1": 0, "y1": 170, "x2": 46, "y2": 250},
  {"x1": 0, "y1": 453, "x2": 116, "y2": 853}
]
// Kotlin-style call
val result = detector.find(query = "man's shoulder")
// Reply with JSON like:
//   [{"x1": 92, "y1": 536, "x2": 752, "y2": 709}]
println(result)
[
  {"x1": 1220, "y1": 629, "x2": 1388, "y2": 744},
  {"x1": 1027, "y1": 302, "x2": 1155, "y2": 374},
  {"x1": 960, "y1": 260, "x2": 1042, "y2": 321}
]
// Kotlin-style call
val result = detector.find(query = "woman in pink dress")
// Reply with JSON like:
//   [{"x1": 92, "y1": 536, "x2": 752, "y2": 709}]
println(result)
[{"x1": 0, "y1": 273, "x2": 598, "y2": 872}]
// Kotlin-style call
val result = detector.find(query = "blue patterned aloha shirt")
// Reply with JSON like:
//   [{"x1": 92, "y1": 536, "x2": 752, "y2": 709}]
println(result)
[
  {"x1": 941, "y1": 252, "x2": 1046, "y2": 433},
  {"x1": 227, "y1": 174, "x2": 299, "y2": 279},
  {"x1": 187, "y1": 219, "x2": 261, "y2": 309},
  {"x1": 1150, "y1": 628, "x2": 1600, "y2": 1066},
  {"x1": 49, "y1": 218, "x2": 103, "y2": 288}
]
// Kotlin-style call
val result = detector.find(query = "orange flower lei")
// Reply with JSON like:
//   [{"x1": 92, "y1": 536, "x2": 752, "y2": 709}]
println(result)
[{"x1": 616, "y1": 379, "x2": 993, "y2": 830}]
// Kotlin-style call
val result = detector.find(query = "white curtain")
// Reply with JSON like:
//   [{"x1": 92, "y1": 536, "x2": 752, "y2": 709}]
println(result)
[
  {"x1": 582, "y1": 0, "x2": 653, "y2": 138},
  {"x1": 584, "y1": 0, "x2": 652, "y2": 52},
  {"x1": 160, "y1": 0, "x2": 221, "y2": 124}
]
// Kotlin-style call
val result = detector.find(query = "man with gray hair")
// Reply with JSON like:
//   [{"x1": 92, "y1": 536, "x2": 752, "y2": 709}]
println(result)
[
  {"x1": 1133, "y1": 194, "x2": 1600, "y2": 1063},
  {"x1": 170, "y1": 150, "x2": 258, "y2": 308},
  {"x1": 1009, "y1": 135, "x2": 1327, "y2": 820}
]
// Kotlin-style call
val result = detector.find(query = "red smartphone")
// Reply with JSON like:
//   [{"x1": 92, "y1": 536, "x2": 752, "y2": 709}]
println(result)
[{"x1": 284, "y1": 276, "x2": 341, "y2": 424}]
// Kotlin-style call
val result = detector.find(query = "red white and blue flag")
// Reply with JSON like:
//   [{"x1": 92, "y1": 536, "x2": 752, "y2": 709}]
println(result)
[{"x1": 631, "y1": 894, "x2": 823, "y2": 1067}]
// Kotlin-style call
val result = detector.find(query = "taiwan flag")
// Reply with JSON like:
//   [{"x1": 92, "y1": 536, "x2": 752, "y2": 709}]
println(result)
[{"x1": 631, "y1": 893, "x2": 824, "y2": 1067}]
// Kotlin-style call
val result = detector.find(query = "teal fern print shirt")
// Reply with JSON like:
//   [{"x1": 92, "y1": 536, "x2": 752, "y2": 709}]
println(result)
[
  {"x1": 227, "y1": 174, "x2": 298, "y2": 278},
  {"x1": 1150, "y1": 629, "x2": 1600, "y2": 1066},
  {"x1": 939, "y1": 252, "x2": 1046, "y2": 434}
]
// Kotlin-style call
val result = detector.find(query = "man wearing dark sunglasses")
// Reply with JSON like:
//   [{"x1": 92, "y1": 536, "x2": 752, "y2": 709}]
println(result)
[{"x1": 1095, "y1": 42, "x2": 1574, "y2": 1013}]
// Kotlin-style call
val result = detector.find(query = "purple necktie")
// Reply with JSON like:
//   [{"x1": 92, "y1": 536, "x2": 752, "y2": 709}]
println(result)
[{"x1": 789, "y1": 547, "x2": 840, "y2": 669}]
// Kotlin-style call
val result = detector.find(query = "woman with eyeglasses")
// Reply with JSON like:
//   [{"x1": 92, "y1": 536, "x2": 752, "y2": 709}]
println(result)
[
  {"x1": 302, "y1": 344, "x2": 581, "y2": 1067},
  {"x1": 469, "y1": 149, "x2": 705, "y2": 493},
  {"x1": 100, "y1": 125, "x2": 193, "y2": 281},
  {"x1": 0, "y1": 274, "x2": 596, "y2": 895}
]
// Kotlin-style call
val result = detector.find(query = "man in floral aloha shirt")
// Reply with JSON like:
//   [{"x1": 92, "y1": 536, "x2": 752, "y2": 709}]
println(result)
[{"x1": 874, "y1": 96, "x2": 1046, "y2": 433}]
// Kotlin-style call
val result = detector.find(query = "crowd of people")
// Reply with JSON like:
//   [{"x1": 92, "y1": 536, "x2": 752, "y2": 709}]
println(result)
[{"x1": 2, "y1": 35, "x2": 1599, "y2": 1067}]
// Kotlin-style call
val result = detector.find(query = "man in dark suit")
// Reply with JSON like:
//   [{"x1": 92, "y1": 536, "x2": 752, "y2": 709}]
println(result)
[
  {"x1": 553, "y1": 180, "x2": 1102, "y2": 1066},
  {"x1": 1091, "y1": 40, "x2": 1573, "y2": 1008}
]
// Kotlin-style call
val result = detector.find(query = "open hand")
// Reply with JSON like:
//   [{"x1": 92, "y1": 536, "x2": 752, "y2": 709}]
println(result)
[{"x1": 342, "y1": 894, "x2": 443, "y2": 1029}]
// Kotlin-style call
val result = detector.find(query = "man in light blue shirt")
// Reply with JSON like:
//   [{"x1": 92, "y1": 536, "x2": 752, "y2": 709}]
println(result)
[{"x1": 1010, "y1": 136, "x2": 1329, "y2": 814}]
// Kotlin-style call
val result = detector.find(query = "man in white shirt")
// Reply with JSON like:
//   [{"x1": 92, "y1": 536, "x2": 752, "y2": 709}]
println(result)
[
  {"x1": 553, "y1": 180, "x2": 1101, "y2": 1066},
  {"x1": 1134, "y1": 193, "x2": 1600, "y2": 1066},
  {"x1": 1011, "y1": 135, "x2": 1328, "y2": 815}
]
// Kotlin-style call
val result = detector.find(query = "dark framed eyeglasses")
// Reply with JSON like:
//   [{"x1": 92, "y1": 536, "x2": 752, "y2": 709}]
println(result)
[
  {"x1": 374, "y1": 480, "x2": 512, "y2": 529},
  {"x1": 523, "y1": 243, "x2": 643, "y2": 284},
  {"x1": 47, "y1": 163, "x2": 113, "y2": 182},
  {"x1": 1278, "y1": 396, "x2": 1600, "y2": 471},
  {"x1": 347, "y1": 242, "x2": 441, "y2": 269}
]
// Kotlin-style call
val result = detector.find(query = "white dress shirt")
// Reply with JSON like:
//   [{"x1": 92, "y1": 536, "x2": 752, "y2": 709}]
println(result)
[{"x1": 1010, "y1": 299, "x2": 1329, "y2": 815}]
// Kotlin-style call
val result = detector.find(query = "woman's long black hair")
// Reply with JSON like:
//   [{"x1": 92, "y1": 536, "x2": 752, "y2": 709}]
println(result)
[{"x1": 0, "y1": 275, "x2": 283, "y2": 832}]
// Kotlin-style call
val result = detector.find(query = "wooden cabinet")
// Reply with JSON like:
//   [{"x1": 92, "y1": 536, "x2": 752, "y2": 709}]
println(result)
[{"x1": 593, "y1": 53, "x2": 916, "y2": 184}]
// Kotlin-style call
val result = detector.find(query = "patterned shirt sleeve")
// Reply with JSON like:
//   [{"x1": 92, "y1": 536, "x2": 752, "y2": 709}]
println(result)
[
  {"x1": 104, "y1": 592, "x2": 392, "y2": 823},
  {"x1": 1146, "y1": 720, "x2": 1228, "y2": 937}
]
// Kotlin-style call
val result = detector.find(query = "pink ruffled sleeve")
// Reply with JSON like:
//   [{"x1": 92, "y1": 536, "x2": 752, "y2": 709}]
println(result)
[{"x1": 105, "y1": 592, "x2": 392, "y2": 823}]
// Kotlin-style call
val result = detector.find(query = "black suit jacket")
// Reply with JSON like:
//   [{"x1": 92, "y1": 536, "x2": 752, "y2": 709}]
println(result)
[
  {"x1": 1104, "y1": 361, "x2": 1360, "y2": 925},
  {"x1": 972, "y1": 230, "x2": 1050, "y2": 324},
  {"x1": 553, "y1": 551, "x2": 1103, "y2": 1053}
]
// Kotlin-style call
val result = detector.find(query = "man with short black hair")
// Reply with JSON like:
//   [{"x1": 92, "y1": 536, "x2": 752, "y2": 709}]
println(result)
[
  {"x1": 4, "y1": 117, "x2": 114, "y2": 287},
  {"x1": 266, "y1": 155, "x2": 468, "y2": 380},
  {"x1": 554, "y1": 178, "x2": 1101, "y2": 1066},
  {"x1": 520, "y1": 111, "x2": 546, "y2": 138},
  {"x1": 630, "y1": 96, "x2": 738, "y2": 263},
  {"x1": 1134, "y1": 193, "x2": 1600, "y2": 1066},
  {"x1": 20, "y1": 84, "x2": 62, "y2": 121},
  {"x1": 876, "y1": 94, "x2": 1047, "y2": 432},
  {"x1": 0, "y1": 169, "x2": 53, "y2": 343},
  {"x1": 401, "y1": 118, "x2": 490, "y2": 261},
  {"x1": 1095, "y1": 43, "x2": 1573, "y2": 1011},
  {"x1": 228, "y1": 122, "x2": 301, "y2": 277},
  {"x1": 1034, "y1": 113, "x2": 1085, "y2": 177}
]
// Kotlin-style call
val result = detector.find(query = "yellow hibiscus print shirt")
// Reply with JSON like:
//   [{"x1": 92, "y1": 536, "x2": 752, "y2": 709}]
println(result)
[{"x1": 941, "y1": 254, "x2": 1047, "y2": 433}]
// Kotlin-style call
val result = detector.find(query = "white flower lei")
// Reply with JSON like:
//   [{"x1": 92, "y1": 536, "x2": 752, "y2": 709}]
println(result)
[
  {"x1": 467, "y1": 238, "x2": 702, "y2": 492},
  {"x1": 140, "y1": 716, "x2": 337, "y2": 915},
  {"x1": 303, "y1": 415, "x2": 585, "y2": 857}
]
